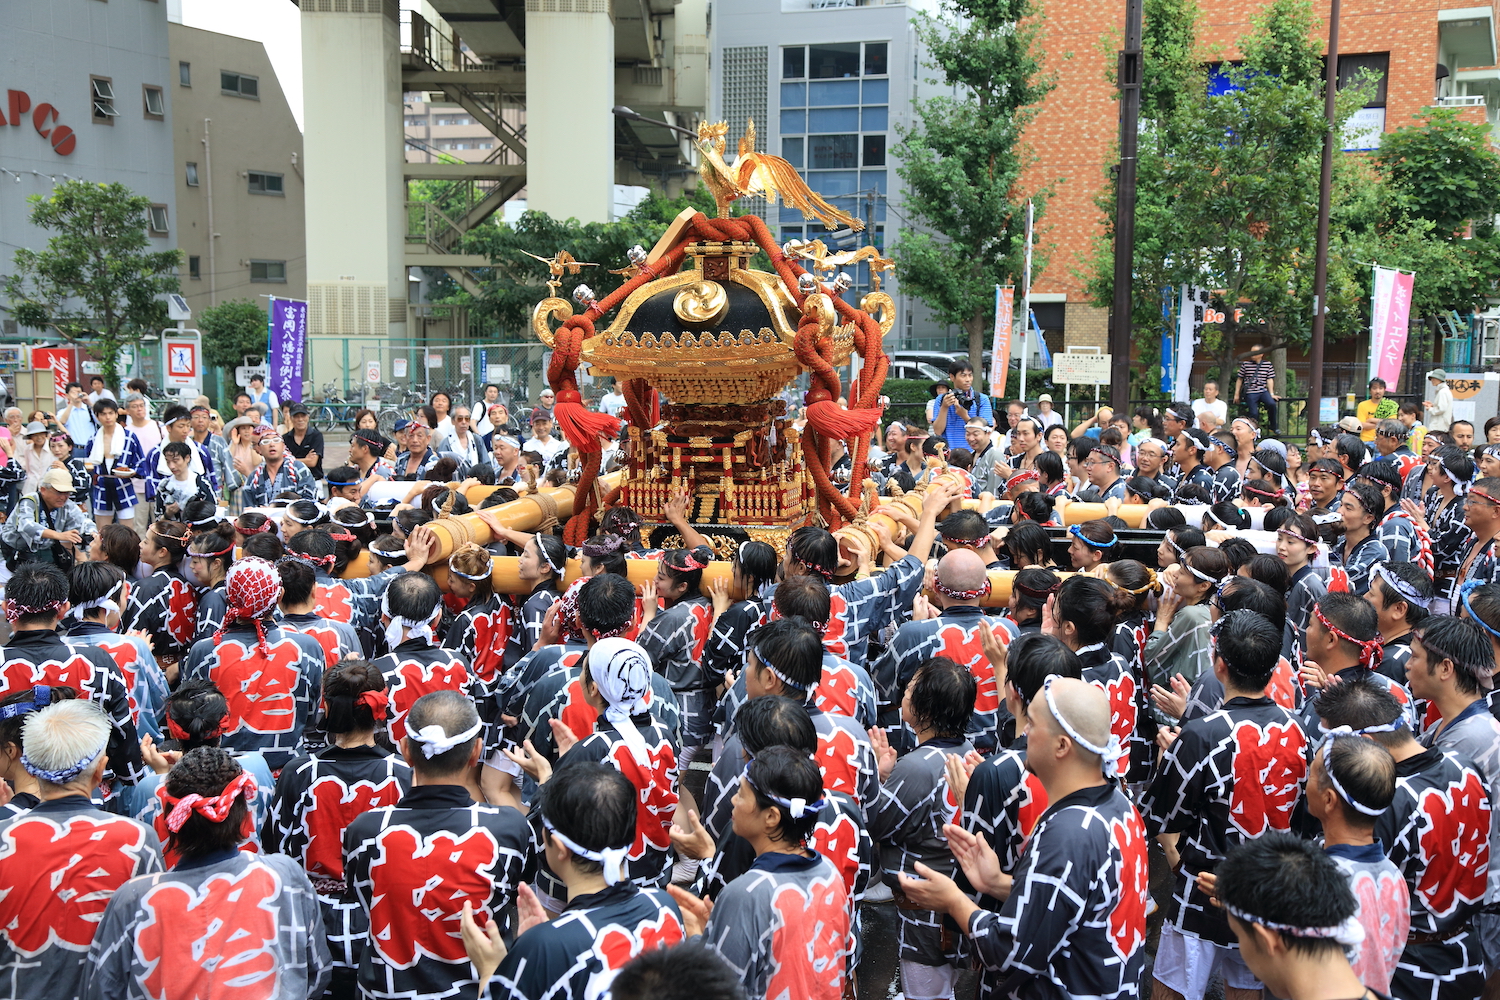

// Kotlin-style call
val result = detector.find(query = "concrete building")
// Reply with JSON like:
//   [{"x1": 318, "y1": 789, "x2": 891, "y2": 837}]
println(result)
[
  {"x1": 1024, "y1": 0, "x2": 1499, "y2": 368},
  {"x1": 298, "y1": 0, "x2": 708, "y2": 354},
  {"x1": 168, "y1": 22, "x2": 306, "y2": 316},
  {"x1": 709, "y1": 0, "x2": 916, "y2": 345},
  {"x1": 0, "y1": 0, "x2": 176, "y2": 338},
  {"x1": 404, "y1": 98, "x2": 512, "y2": 163}
]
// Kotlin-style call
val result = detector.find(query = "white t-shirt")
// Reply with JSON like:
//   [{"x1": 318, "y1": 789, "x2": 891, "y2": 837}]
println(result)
[
  {"x1": 1192, "y1": 398, "x2": 1228, "y2": 422},
  {"x1": 1036, "y1": 408, "x2": 1064, "y2": 430},
  {"x1": 599, "y1": 391, "x2": 627, "y2": 417},
  {"x1": 522, "y1": 435, "x2": 569, "y2": 467},
  {"x1": 129, "y1": 418, "x2": 165, "y2": 496}
]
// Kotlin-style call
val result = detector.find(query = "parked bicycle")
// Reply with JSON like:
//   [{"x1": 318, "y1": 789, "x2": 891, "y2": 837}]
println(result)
[{"x1": 312, "y1": 382, "x2": 367, "y2": 433}]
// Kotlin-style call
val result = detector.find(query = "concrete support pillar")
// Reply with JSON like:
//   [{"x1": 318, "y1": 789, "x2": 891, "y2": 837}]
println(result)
[
  {"x1": 300, "y1": 5, "x2": 407, "y2": 339},
  {"x1": 525, "y1": 0, "x2": 613, "y2": 224}
]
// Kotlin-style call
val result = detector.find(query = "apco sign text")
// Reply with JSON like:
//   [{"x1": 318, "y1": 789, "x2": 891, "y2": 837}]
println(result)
[{"x1": 1, "y1": 90, "x2": 75, "y2": 156}]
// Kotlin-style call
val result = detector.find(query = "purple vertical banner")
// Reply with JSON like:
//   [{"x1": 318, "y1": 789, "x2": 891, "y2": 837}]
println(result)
[{"x1": 269, "y1": 298, "x2": 308, "y2": 403}]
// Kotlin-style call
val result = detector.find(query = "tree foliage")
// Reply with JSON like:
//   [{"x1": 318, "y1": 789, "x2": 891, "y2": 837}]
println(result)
[
  {"x1": 6, "y1": 180, "x2": 181, "y2": 383},
  {"x1": 893, "y1": 0, "x2": 1055, "y2": 377},
  {"x1": 1089, "y1": 0, "x2": 1500, "y2": 395},
  {"x1": 199, "y1": 299, "x2": 269, "y2": 372},
  {"x1": 426, "y1": 186, "x2": 719, "y2": 336},
  {"x1": 1088, "y1": 0, "x2": 1378, "y2": 392}
]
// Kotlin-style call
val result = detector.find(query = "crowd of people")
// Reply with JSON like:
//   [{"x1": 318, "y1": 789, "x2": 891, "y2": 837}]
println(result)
[{"x1": 0, "y1": 360, "x2": 1498, "y2": 1000}]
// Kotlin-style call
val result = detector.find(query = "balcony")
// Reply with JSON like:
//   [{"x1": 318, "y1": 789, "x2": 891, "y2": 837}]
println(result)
[
  {"x1": 781, "y1": 0, "x2": 905, "y2": 11},
  {"x1": 1440, "y1": 7, "x2": 1498, "y2": 69}
]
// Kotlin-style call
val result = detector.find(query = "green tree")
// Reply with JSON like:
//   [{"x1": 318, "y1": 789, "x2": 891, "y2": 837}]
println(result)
[
  {"x1": 5, "y1": 180, "x2": 181, "y2": 383},
  {"x1": 198, "y1": 299, "x2": 268, "y2": 371},
  {"x1": 893, "y1": 0, "x2": 1055, "y2": 378},
  {"x1": 427, "y1": 186, "x2": 720, "y2": 335},
  {"x1": 1087, "y1": 0, "x2": 1375, "y2": 392}
]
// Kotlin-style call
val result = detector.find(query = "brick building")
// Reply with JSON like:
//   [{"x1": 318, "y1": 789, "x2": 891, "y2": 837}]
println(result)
[{"x1": 1023, "y1": 0, "x2": 1498, "y2": 378}]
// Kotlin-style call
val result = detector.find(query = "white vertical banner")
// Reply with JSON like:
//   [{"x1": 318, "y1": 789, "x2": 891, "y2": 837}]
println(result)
[
  {"x1": 1176, "y1": 285, "x2": 1206, "y2": 403},
  {"x1": 1018, "y1": 199, "x2": 1034, "y2": 400}
]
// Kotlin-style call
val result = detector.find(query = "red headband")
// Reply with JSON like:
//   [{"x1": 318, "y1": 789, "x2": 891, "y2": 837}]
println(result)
[
  {"x1": 355, "y1": 690, "x2": 388, "y2": 721},
  {"x1": 191, "y1": 541, "x2": 235, "y2": 559},
  {"x1": 1015, "y1": 578, "x2": 1061, "y2": 599},
  {"x1": 166, "y1": 716, "x2": 223, "y2": 742},
  {"x1": 1276, "y1": 525, "x2": 1319, "y2": 550},
  {"x1": 1313, "y1": 603, "x2": 1383, "y2": 670},
  {"x1": 1244, "y1": 484, "x2": 1284, "y2": 501},
  {"x1": 934, "y1": 578, "x2": 991, "y2": 601},
  {"x1": 237, "y1": 519, "x2": 274, "y2": 536},
  {"x1": 1005, "y1": 470, "x2": 1041, "y2": 493},
  {"x1": 161, "y1": 771, "x2": 257, "y2": 832},
  {"x1": 327, "y1": 531, "x2": 358, "y2": 543},
  {"x1": 1472, "y1": 487, "x2": 1500, "y2": 507},
  {"x1": 674, "y1": 551, "x2": 710, "y2": 571},
  {"x1": 942, "y1": 535, "x2": 988, "y2": 549},
  {"x1": 290, "y1": 551, "x2": 337, "y2": 571},
  {"x1": 796, "y1": 557, "x2": 833, "y2": 581},
  {"x1": 4, "y1": 599, "x2": 63, "y2": 626}
]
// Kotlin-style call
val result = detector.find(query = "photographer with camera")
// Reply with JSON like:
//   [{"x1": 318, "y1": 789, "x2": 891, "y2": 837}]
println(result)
[
  {"x1": 0, "y1": 467, "x2": 91, "y2": 570},
  {"x1": 932, "y1": 360, "x2": 994, "y2": 450}
]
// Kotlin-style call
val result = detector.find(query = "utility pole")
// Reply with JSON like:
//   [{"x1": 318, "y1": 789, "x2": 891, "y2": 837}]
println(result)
[
  {"x1": 1309, "y1": 0, "x2": 1341, "y2": 427},
  {"x1": 1109, "y1": 0, "x2": 1143, "y2": 412}
]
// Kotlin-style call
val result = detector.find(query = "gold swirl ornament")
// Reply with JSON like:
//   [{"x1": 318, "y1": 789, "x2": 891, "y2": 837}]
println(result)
[
  {"x1": 672, "y1": 279, "x2": 729, "y2": 326},
  {"x1": 860, "y1": 290, "x2": 896, "y2": 338},
  {"x1": 800, "y1": 292, "x2": 836, "y2": 334},
  {"x1": 531, "y1": 297, "x2": 574, "y2": 348}
]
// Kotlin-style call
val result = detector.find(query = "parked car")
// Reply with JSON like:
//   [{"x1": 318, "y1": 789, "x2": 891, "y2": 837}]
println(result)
[{"x1": 887, "y1": 360, "x2": 949, "y2": 383}]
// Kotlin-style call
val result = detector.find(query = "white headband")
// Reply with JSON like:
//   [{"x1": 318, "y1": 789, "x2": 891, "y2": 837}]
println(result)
[
  {"x1": 381, "y1": 591, "x2": 439, "y2": 650},
  {"x1": 589, "y1": 638, "x2": 655, "y2": 766},
  {"x1": 542, "y1": 815, "x2": 630, "y2": 885},
  {"x1": 70, "y1": 580, "x2": 125, "y2": 620},
  {"x1": 1041, "y1": 675, "x2": 1121, "y2": 778},
  {"x1": 1371, "y1": 563, "x2": 1431, "y2": 610},
  {"x1": 408, "y1": 719, "x2": 483, "y2": 759},
  {"x1": 1222, "y1": 903, "x2": 1365, "y2": 948}
]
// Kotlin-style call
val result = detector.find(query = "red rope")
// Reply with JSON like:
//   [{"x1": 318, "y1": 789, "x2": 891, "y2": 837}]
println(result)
[{"x1": 550, "y1": 213, "x2": 886, "y2": 537}]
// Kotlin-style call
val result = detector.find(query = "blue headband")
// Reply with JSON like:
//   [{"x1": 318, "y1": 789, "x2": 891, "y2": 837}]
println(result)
[
  {"x1": 1460, "y1": 580, "x2": 1500, "y2": 642},
  {"x1": 0, "y1": 686, "x2": 50, "y2": 720},
  {"x1": 744, "y1": 765, "x2": 825, "y2": 821},
  {"x1": 1069, "y1": 524, "x2": 1117, "y2": 548},
  {"x1": 21, "y1": 742, "x2": 106, "y2": 784}
]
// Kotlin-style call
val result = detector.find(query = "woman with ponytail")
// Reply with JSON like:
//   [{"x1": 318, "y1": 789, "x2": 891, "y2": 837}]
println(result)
[
  {"x1": 637, "y1": 543, "x2": 718, "y2": 782},
  {"x1": 91, "y1": 747, "x2": 332, "y2": 996},
  {"x1": 128, "y1": 680, "x2": 276, "y2": 862},
  {"x1": 704, "y1": 539, "x2": 779, "y2": 692},
  {"x1": 1007, "y1": 566, "x2": 1060, "y2": 636},
  {"x1": 234, "y1": 510, "x2": 278, "y2": 547},
  {"x1": 188, "y1": 521, "x2": 237, "y2": 642},
  {"x1": 1104, "y1": 558, "x2": 1161, "y2": 674},
  {"x1": 1046, "y1": 576, "x2": 1138, "y2": 776},
  {"x1": 266, "y1": 659, "x2": 412, "y2": 993},
  {"x1": 504, "y1": 532, "x2": 567, "y2": 670},
  {"x1": 441, "y1": 542, "x2": 509, "y2": 691},
  {"x1": 1143, "y1": 546, "x2": 1230, "y2": 727},
  {"x1": 121, "y1": 519, "x2": 198, "y2": 666}
]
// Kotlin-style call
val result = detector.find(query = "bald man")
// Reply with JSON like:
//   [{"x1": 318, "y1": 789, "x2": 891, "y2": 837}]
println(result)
[
  {"x1": 872, "y1": 549, "x2": 1017, "y2": 751},
  {"x1": 898, "y1": 677, "x2": 1150, "y2": 1000}
]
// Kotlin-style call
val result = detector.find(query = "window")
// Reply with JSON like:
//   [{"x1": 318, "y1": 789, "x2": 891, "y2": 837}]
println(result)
[
  {"x1": 864, "y1": 42, "x2": 887, "y2": 77},
  {"x1": 436, "y1": 117, "x2": 472, "y2": 126},
  {"x1": 185, "y1": 162, "x2": 199, "y2": 186},
  {"x1": 782, "y1": 137, "x2": 804, "y2": 168},
  {"x1": 147, "y1": 205, "x2": 169, "y2": 235},
  {"x1": 247, "y1": 171, "x2": 284, "y2": 195},
  {"x1": 810, "y1": 43, "x2": 860, "y2": 79},
  {"x1": 142, "y1": 85, "x2": 164, "y2": 120},
  {"x1": 810, "y1": 134, "x2": 858, "y2": 169},
  {"x1": 220, "y1": 71, "x2": 259, "y2": 99},
  {"x1": 188, "y1": 256, "x2": 201, "y2": 280},
  {"x1": 90, "y1": 76, "x2": 117, "y2": 123},
  {"x1": 179, "y1": 61, "x2": 191, "y2": 86},
  {"x1": 1338, "y1": 52, "x2": 1390, "y2": 106},
  {"x1": 783, "y1": 47, "x2": 805, "y2": 80},
  {"x1": 405, "y1": 117, "x2": 426, "y2": 126},
  {"x1": 250, "y1": 260, "x2": 287, "y2": 283},
  {"x1": 862, "y1": 135, "x2": 886, "y2": 166}
]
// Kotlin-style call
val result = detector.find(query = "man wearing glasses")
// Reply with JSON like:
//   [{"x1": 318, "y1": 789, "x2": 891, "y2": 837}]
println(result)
[
  {"x1": 1076, "y1": 443, "x2": 1126, "y2": 503},
  {"x1": 1450, "y1": 477, "x2": 1500, "y2": 609},
  {"x1": 440, "y1": 406, "x2": 482, "y2": 466}
]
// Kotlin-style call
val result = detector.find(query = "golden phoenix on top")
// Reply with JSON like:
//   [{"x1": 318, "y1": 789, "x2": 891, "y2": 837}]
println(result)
[{"x1": 696, "y1": 119, "x2": 865, "y2": 232}]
